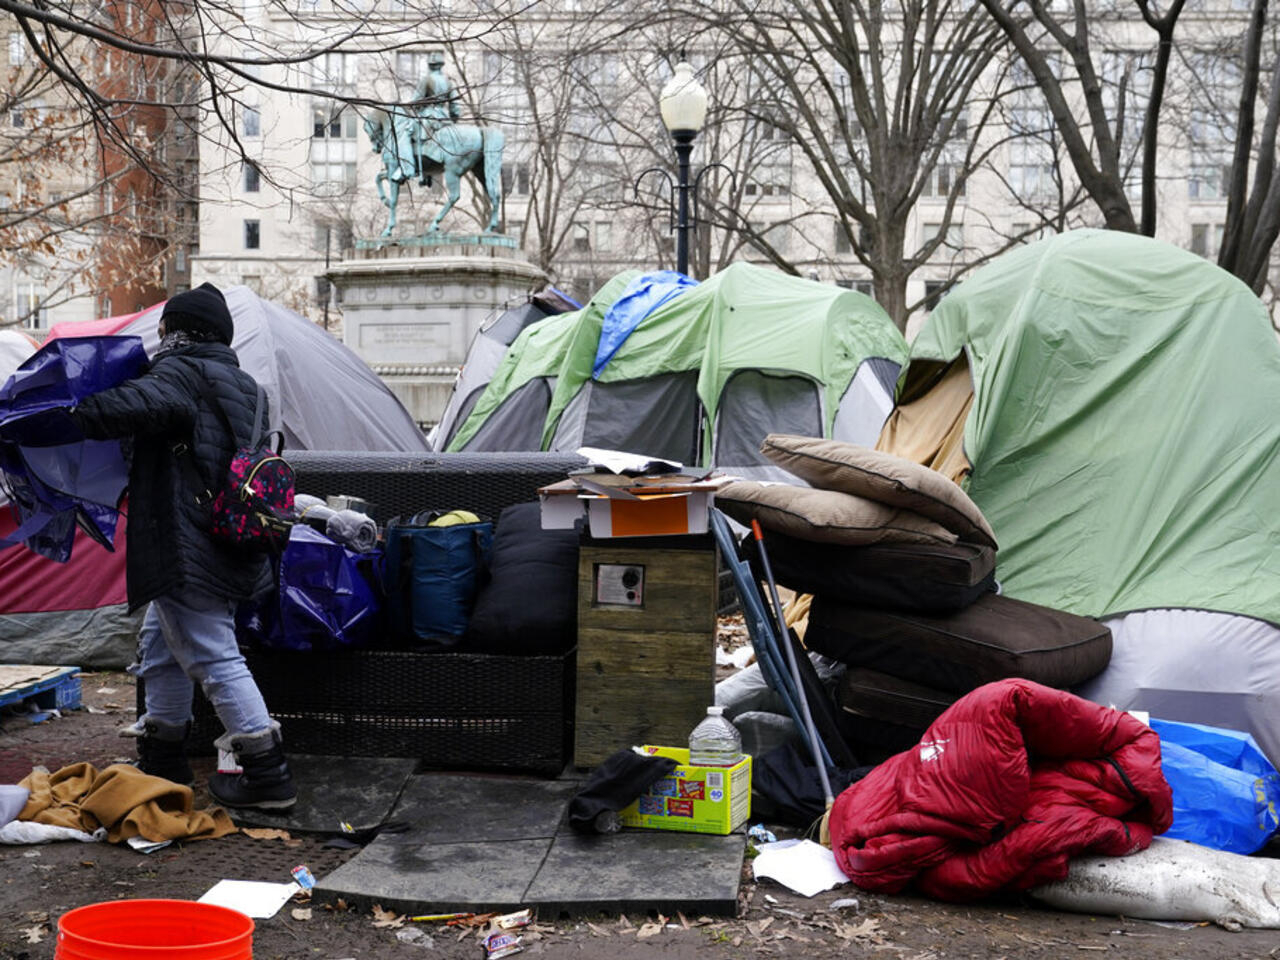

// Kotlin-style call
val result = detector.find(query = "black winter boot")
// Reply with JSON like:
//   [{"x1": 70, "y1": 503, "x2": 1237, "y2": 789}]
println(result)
[
  {"x1": 135, "y1": 719, "x2": 194, "y2": 786},
  {"x1": 208, "y1": 727, "x2": 297, "y2": 811}
]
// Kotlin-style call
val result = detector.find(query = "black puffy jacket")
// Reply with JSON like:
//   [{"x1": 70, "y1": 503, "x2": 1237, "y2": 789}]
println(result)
[{"x1": 73, "y1": 341, "x2": 272, "y2": 611}]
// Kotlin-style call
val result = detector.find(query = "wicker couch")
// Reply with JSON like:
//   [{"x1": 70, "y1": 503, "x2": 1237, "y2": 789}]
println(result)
[{"x1": 143, "y1": 450, "x2": 587, "y2": 777}]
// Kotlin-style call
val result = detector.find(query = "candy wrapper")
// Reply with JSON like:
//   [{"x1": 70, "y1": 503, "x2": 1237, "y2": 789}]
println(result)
[{"x1": 483, "y1": 930, "x2": 523, "y2": 958}]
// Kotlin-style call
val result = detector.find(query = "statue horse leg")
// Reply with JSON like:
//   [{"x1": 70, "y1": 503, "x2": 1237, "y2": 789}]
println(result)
[
  {"x1": 481, "y1": 128, "x2": 505, "y2": 233},
  {"x1": 428, "y1": 166, "x2": 462, "y2": 233},
  {"x1": 380, "y1": 174, "x2": 400, "y2": 238}
]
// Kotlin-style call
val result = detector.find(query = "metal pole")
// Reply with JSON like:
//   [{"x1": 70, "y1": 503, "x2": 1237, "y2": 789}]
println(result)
[{"x1": 672, "y1": 130, "x2": 695, "y2": 276}]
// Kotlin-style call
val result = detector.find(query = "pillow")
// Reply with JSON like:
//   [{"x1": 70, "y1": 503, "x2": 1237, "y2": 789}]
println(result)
[
  {"x1": 715, "y1": 481, "x2": 957, "y2": 546},
  {"x1": 464, "y1": 501, "x2": 578, "y2": 655},
  {"x1": 760, "y1": 434, "x2": 997, "y2": 548}
]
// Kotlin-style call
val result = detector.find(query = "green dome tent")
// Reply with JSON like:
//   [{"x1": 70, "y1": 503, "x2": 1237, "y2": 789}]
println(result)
[
  {"x1": 451, "y1": 262, "x2": 908, "y2": 476},
  {"x1": 879, "y1": 228, "x2": 1280, "y2": 762},
  {"x1": 446, "y1": 272, "x2": 638, "y2": 452}
]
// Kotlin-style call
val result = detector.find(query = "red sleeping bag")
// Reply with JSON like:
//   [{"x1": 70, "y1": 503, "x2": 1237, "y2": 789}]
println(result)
[{"x1": 827, "y1": 678, "x2": 1173, "y2": 901}]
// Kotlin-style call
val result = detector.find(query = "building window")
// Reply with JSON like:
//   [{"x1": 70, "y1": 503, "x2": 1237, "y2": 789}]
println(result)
[
  {"x1": 921, "y1": 163, "x2": 966, "y2": 199},
  {"x1": 244, "y1": 219, "x2": 260, "y2": 250},
  {"x1": 573, "y1": 225, "x2": 590, "y2": 253},
  {"x1": 8, "y1": 32, "x2": 24, "y2": 65},
  {"x1": 1190, "y1": 222, "x2": 1225, "y2": 259},
  {"x1": 834, "y1": 220, "x2": 852, "y2": 254},
  {"x1": 502, "y1": 162, "x2": 530, "y2": 196},
  {"x1": 243, "y1": 162, "x2": 260, "y2": 193},
  {"x1": 594, "y1": 220, "x2": 612, "y2": 252},
  {"x1": 243, "y1": 106, "x2": 261, "y2": 138},
  {"x1": 923, "y1": 221, "x2": 964, "y2": 252},
  {"x1": 311, "y1": 105, "x2": 358, "y2": 188},
  {"x1": 15, "y1": 283, "x2": 45, "y2": 328},
  {"x1": 175, "y1": 246, "x2": 187, "y2": 272},
  {"x1": 242, "y1": 274, "x2": 262, "y2": 294},
  {"x1": 924, "y1": 280, "x2": 946, "y2": 311}
]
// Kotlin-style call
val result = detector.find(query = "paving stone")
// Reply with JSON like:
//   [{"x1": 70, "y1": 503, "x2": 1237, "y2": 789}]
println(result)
[
  {"x1": 525, "y1": 828, "x2": 745, "y2": 918},
  {"x1": 226, "y1": 754, "x2": 417, "y2": 833},
  {"x1": 312, "y1": 837, "x2": 549, "y2": 915},
  {"x1": 382, "y1": 773, "x2": 578, "y2": 843}
]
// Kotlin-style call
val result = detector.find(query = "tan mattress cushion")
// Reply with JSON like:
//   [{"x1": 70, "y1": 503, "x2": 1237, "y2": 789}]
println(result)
[
  {"x1": 716, "y1": 480, "x2": 957, "y2": 546},
  {"x1": 760, "y1": 434, "x2": 997, "y2": 548}
]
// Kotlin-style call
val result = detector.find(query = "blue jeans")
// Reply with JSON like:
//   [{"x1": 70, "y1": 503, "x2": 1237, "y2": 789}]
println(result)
[{"x1": 131, "y1": 590, "x2": 272, "y2": 738}]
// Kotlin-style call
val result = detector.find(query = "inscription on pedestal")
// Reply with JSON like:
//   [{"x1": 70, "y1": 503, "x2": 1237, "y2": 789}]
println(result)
[{"x1": 360, "y1": 322, "x2": 451, "y2": 351}]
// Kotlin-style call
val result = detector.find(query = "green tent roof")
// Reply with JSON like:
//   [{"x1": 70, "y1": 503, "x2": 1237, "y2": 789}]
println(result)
[
  {"x1": 446, "y1": 271, "x2": 639, "y2": 452},
  {"x1": 542, "y1": 262, "x2": 906, "y2": 459},
  {"x1": 909, "y1": 228, "x2": 1280, "y2": 623}
]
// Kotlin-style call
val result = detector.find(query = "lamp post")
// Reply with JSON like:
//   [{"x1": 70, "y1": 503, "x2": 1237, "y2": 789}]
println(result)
[{"x1": 635, "y1": 61, "x2": 732, "y2": 278}]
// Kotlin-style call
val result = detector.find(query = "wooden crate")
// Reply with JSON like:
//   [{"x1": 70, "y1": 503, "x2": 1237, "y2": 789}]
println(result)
[{"x1": 574, "y1": 540, "x2": 717, "y2": 767}]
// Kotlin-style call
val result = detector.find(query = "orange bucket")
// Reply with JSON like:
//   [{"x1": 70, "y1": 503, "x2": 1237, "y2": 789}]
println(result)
[{"x1": 56, "y1": 900, "x2": 253, "y2": 960}]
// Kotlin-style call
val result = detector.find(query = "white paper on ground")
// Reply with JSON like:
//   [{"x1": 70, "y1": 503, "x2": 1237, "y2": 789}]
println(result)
[
  {"x1": 752, "y1": 839, "x2": 850, "y2": 898},
  {"x1": 198, "y1": 879, "x2": 297, "y2": 918}
]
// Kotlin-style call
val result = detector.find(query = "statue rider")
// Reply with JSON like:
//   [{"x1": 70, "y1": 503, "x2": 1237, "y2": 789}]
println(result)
[{"x1": 413, "y1": 54, "x2": 461, "y2": 183}]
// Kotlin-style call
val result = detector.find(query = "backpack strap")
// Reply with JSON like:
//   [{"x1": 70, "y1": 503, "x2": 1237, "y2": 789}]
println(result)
[{"x1": 173, "y1": 364, "x2": 268, "y2": 504}]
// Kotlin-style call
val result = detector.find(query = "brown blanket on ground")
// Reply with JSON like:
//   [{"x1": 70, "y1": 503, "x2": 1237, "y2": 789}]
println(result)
[{"x1": 18, "y1": 763, "x2": 237, "y2": 844}]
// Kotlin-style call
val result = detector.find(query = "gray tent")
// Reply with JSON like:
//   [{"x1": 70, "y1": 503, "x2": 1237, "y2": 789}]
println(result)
[
  {"x1": 426, "y1": 301, "x2": 551, "y2": 452},
  {"x1": 0, "y1": 286, "x2": 429, "y2": 668}
]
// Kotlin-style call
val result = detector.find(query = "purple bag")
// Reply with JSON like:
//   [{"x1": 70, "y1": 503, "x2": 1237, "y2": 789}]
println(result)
[
  {"x1": 240, "y1": 525, "x2": 382, "y2": 652},
  {"x1": 0, "y1": 336, "x2": 148, "y2": 561}
]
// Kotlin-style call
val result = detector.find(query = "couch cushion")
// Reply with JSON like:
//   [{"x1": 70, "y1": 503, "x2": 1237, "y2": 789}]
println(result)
[
  {"x1": 464, "y1": 501, "x2": 578, "y2": 655},
  {"x1": 760, "y1": 434, "x2": 997, "y2": 548},
  {"x1": 716, "y1": 480, "x2": 957, "y2": 546}
]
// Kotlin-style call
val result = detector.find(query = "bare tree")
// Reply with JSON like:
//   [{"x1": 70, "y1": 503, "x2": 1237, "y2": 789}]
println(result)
[
  {"x1": 674, "y1": 0, "x2": 1017, "y2": 331},
  {"x1": 1217, "y1": 0, "x2": 1280, "y2": 293},
  {"x1": 975, "y1": 0, "x2": 1185, "y2": 236}
]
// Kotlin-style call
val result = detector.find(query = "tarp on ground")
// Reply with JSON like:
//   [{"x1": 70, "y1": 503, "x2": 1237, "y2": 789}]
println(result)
[{"x1": 1, "y1": 286, "x2": 430, "y2": 667}]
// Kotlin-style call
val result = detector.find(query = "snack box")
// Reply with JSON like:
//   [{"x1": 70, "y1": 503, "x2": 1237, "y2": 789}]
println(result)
[{"x1": 617, "y1": 745, "x2": 751, "y2": 835}]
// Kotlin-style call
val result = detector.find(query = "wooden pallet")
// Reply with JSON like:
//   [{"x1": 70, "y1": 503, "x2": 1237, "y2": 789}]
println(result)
[{"x1": 0, "y1": 665, "x2": 82, "y2": 713}]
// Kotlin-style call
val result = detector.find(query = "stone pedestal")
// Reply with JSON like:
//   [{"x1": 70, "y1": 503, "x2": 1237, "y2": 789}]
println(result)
[{"x1": 328, "y1": 236, "x2": 546, "y2": 427}]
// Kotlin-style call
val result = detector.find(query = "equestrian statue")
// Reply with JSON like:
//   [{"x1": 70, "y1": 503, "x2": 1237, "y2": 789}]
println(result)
[{"x1": 365, "y1": 55, "x2": 505, "y2": 238}]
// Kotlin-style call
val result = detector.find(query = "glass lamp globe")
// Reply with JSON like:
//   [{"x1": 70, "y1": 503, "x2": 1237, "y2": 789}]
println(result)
[{"x1": 659, "y1": 61, "x2": 708, "y2": 135}]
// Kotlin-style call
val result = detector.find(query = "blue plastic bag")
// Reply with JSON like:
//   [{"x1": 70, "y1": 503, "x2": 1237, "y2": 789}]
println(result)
[
  {"x1": 242, "y1": 526, "x2": 383, "y2": 652},
  {"x1": 0, "y1": 336, "x2": 148, "y2": 560},
  {"x1": 1152, "y1": 716, "x2": 1280, "y2": 854}
]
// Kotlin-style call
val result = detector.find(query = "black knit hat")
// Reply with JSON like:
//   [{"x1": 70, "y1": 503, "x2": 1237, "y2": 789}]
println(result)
[{"x1": 161, "y1": 282, "x2": 234, "y2": 345}]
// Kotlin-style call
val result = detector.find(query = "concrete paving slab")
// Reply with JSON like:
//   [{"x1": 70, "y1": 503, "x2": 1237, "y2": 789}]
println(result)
[
  {"x1": 227, "y1": 754, "x2": 417, "y2": 834},
  {"x1": 312, "y1": 837, "x2": 549, "y2": 914},
  {"x1": 382, "y1": 773, "x2": 578, "y2": 843},
  {"x1": 526, "y1": 829, "x2": 745, "y2": 918},
  {"x1": 309, "y1": 771, "x2": 745, "y2": 918}
]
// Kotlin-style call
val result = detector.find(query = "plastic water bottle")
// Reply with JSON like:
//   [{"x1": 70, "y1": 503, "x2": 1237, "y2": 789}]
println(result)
[{"x1": 688, "y1": 706, "x2": 742, "y2": 767}]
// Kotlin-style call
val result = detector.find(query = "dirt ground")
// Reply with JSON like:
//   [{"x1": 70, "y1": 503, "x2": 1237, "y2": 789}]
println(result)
[{"x1": 1, "y1": 673, "x2": 1278, "y2": 960}]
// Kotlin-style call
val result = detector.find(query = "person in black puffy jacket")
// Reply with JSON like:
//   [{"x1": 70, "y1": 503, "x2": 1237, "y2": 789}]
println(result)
[{"x1": 71, "y1": 283, "x2": 296, "y2": 812}]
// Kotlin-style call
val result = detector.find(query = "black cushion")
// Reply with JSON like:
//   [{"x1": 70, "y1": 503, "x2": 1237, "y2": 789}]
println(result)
[{"x1": 464, "y1": 501, "x2": 578, "y2": 655}]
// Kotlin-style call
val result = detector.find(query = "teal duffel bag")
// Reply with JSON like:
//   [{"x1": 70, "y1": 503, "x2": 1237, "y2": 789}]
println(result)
[{"x1": 383, "y1": 511, "x2": 493, "y2": 645}]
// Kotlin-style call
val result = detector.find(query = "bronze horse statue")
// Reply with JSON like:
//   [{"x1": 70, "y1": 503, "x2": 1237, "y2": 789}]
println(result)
[{"x1": 365, "y1": 107, "x2": 504, "y2": 237}]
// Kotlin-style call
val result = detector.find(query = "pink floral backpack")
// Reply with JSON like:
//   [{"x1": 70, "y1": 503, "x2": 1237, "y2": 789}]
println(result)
[{"x1": 181, "y1": 380, "x2": 294, "y2": 552}]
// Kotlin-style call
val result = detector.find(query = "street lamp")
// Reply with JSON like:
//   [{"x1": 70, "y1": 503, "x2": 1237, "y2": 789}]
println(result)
[{"x1": 635, "y1": 61, "x2": 732, "y2": 277}]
